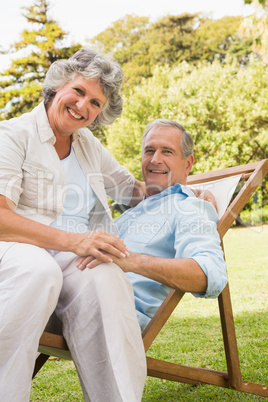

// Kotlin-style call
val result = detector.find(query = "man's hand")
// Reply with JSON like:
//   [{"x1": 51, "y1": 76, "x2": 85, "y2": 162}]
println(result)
[
  {"x1": 77, "y1": 251, "x2": 137, "y2": 271},
  {"x1": 190, "y1": 189, "x2": 217, "y2": 211}
]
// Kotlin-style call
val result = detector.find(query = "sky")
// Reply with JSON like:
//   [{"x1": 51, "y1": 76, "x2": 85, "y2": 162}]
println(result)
[{"x1": 0, "y1": 0, "x2": 254, "y2": 70}]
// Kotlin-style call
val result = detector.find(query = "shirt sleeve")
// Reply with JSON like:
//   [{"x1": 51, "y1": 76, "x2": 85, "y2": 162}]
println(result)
[
  {"x1": 173, "y1": 197, "x2": 228, "y2": 298},
  {"x1": 0, "y1": 122, "x2": 25, "y2": 205},
  {"x1": 94, "y1": 136, "x2": 135, "y2": 205}
]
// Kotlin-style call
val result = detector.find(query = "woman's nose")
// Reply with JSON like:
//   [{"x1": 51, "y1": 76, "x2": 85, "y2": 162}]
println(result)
[{"x1": 76, "y1": 97, "x2": 87, "y2": 110}]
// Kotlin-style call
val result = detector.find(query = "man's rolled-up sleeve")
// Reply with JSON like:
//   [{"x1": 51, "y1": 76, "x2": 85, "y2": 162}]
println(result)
[{"x1": 174, "y1": 197, "x2": 228, "y2": 298}]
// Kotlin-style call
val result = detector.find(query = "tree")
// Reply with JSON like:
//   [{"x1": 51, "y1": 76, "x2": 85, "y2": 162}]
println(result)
[
  {"x1": 90, "y1": 14, "x2": 150, "y2": 63},
  {"x1": 194, "y1": 16, "x2": 252, "y2": 63},
  {"x1": 244, "y1": 0, "x2": 268, "y2": 6},
  {"x1": 90, "y1": 13, "x2": 252, "y2": 90},
  {"x1": 145, "y1": 13, "x2": 201, "y2": 65},
  {"x1": 240, "y1": 0, "x2": 268, "y2": 63},
  {"x1": 90, "y1": 13, "x2": 203, "y2": 88},
  {"x1": 0, "y1": 0, "x2": 81, "y2": 120},
  {"x1": 89, "y1": 14, "x2": 151, "y2": 88}
]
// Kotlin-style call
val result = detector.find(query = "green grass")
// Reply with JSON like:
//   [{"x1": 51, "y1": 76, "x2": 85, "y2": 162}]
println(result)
[
  {"x1": 31, "y1": 225, "x2": 268, "y2": 401},
  {"x1": 239, "y1": 205, "x2": 268, "y2": 227}
]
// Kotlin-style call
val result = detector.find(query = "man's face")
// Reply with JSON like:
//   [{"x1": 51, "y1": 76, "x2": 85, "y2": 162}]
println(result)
[{"x1": 142, "y1": 126, "x2": 193, "y2": 197}]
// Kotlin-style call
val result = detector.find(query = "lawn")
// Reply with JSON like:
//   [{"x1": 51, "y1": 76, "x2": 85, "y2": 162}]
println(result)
[{"x1": 31, "y1": 225, "x2": 268, "y2": 401}]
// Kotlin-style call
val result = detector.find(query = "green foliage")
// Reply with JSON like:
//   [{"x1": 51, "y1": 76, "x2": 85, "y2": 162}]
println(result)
[
  {"x1": 90, "y1": 14, "x2": 150, "y2": 61},
  {"x1": 89, "y1": 14, "x2": 150, "y2": 88},
  {"x1": 90, "y1": 14, "x2": 252, "y2": 90},
  {"x1": 1, "y1": 0, "x2": 267, "y2": 166},
  {"x1": 106, "y1": 59, "x2": 268, "y2": 180},
  {"x1": 0, "y1": 0, "x2": 81, "y2": 120},
  {"x1": 195, "y1": 16, "x2": 252, "y2": 64},
  {"x1": 244, "y1": 0, "x2": 267, "y2": 6},
  {"x1": 145, "y1": 13, "x2": 201, "y2": 65},
  {"x1": 237, "y1": 182, "x2": 268, "y2": 226}
]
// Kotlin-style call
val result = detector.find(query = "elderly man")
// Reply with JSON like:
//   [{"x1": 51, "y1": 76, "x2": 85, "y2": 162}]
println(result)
[{"x1": 79, "y1": 119, "x2": 228, "y2": 331}]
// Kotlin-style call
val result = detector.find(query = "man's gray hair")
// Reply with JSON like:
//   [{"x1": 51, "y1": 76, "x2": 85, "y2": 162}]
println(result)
[
  {"x1": 42, "y1": 47, "x2": 123, "y2": 128},
  {"x1": 142, "y1": 119, "x2": 194, "y2": 158}
]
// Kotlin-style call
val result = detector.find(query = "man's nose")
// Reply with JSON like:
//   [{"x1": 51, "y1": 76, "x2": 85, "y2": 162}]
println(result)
[{"x1": 151, "y1": 150, "x2": 162, "y2": 164}]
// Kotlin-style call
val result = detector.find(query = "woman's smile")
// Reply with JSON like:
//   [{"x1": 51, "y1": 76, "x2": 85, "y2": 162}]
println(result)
[{"x1": 67, "y1": 107, "x2": 84, "y2": 120}]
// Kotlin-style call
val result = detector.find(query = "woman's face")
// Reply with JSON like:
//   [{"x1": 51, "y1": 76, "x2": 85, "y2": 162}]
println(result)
[{"x1": 47, "y1": 75, "x2": 107, "y2": 138}]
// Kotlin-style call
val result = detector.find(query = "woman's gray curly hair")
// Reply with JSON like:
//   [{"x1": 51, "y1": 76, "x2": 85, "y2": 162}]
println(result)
[{"x1": 42, "y1": 47, "x2": 123, "y2": 128}]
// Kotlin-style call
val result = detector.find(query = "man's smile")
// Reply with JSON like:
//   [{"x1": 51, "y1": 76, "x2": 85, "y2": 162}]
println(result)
[{"x1": 149, "y1": 169, "x2": 168, "y2": 174}]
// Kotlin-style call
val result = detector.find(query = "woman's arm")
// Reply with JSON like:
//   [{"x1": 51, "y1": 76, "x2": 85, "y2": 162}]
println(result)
[
  {"x1": 0, "y1": 195, "x2": 129, "y2": 262},
  {"x1": 190, "y1": 189, "x2": 217, "y2": 211}
]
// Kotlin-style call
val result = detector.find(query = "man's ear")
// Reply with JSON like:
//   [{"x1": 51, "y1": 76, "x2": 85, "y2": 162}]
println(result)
[{"x1": 186, "y1": 155, "x2": 194, "y2": 174}]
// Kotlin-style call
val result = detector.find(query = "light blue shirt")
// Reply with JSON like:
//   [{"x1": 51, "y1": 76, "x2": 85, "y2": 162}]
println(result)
[
  {"x1": 50, "y1": 146, "x2": 97, "y2": 233},
  {"x1": 115, "y1": 183, "x2": 228, "y2": 331}
]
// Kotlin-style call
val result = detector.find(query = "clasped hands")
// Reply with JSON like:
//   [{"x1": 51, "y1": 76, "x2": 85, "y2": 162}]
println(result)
[{"x1": 75, "y1": 230, "x2": 130, "y2": 271}]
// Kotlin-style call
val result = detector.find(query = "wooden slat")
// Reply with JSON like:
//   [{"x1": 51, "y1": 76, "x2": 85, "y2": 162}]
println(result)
[
  {"x1": 32, "y1": 354, "x2": 49, "y2": 378},
  {"x1": 239, "y1": 382, "x2": 268, "y2": 397},
  {"x1": 186, "y1": 160, "x2": 267, "y2": 184},
  {"x1": 146, "y1": 357, "x2": 229, "y2": 388},
  {"x1": 147, "y1": 358, "x2": 268, "y2": 397},
  {"x1": 39, "y1": 332, "x2": 68, "y2": 350},
  {"x1": 218, "y1": 284, "x2": 242, "y2": 389},
  {"x1": 218, "y1": 159, "x2": 268, "y2": 238},
  {"x1": 142, "y1": 289, "x2": 184, "y2": 352}
]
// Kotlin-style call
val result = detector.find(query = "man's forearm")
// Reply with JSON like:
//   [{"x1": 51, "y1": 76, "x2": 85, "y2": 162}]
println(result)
[{"x1": 114, "y1": 252, "x2": 207, "y2": 293}]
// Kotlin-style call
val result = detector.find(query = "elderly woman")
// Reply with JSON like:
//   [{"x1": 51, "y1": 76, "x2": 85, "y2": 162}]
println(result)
[{"x1": 0, "y1": 48, "x2": 146, "y2": 402}]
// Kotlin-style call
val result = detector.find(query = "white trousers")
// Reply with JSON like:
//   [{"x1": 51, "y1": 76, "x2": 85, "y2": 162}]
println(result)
[{"x1": 0, "y1": 243, "x2": 146, "y2": 402}]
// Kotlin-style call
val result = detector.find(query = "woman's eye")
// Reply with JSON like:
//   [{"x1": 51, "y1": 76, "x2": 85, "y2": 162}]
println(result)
[
  {"x1": 74, "y1": 88, "x2": 83, "y2": 95},
  {"x1": 91, "y1": 100, "x2": 100, "y2": 108}
]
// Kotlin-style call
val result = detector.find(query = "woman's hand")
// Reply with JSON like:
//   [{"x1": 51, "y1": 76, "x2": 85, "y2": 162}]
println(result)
[
  {"x1": 73, "y1": 230, "x2": 129, "y2": 266},
  {"x1": 190, "y1": 189, "x2": 217, "y2": 211},
  {"x1": 77, "y1": 255, "x2": 102, "y2": 270}
]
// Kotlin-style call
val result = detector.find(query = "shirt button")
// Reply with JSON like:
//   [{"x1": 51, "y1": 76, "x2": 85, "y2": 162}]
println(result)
[{"x1": 131, "y1": 213, "x2": 136, "y2": 218}]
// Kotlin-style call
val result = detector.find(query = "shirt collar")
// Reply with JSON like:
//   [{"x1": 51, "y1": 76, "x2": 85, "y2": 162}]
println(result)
[
  {"x1": 32, "y1": 102, "x2": 55, "y2": 144},
  {"x1": 144, "y1": 183, "x2": 195, "y2": 200},
  {"x1": 33, "y1": 102, "x2": 82, "y2": 145}
]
